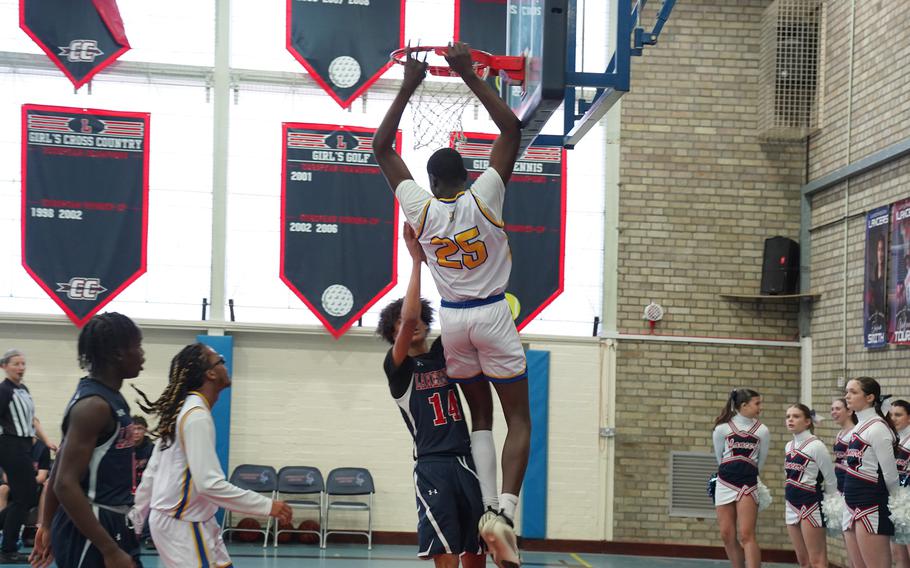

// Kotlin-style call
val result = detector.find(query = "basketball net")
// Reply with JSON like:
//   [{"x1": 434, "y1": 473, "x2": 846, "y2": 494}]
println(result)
[{"x1": 409, "y1": 72, "x2": 487, "y2": 151}]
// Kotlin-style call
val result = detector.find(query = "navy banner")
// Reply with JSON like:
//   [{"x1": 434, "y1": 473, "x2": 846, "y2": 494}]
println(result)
[
  {"x1": 454, "y1": 0, "x2": 507, "y2": 53},
  {"x1": 890, "y1": 198, "x2": 910, "y2": 345},
  {"x1": 281, "y1": 123, "x2": 398, "y2": 338},
  {"x1": 20, "y1": 0, "x2": 130, "y2": 89},
  {"x1": 455, "y1": 133, "x2": 565, "y2": 331},
  {"x1": 22, "y1": 104, "x2": 149, "y2": 327},
  {"x1": 287, "y1": 0, "x2": 404, "y2": 109},
  {"x1": 864, "y1": 206, "x2": 889, "y2": 349}
]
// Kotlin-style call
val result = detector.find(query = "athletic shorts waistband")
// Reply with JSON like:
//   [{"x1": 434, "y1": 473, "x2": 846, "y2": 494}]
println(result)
[{"x1": 440, "y1": 293, "x2": 505, "y2": 309}]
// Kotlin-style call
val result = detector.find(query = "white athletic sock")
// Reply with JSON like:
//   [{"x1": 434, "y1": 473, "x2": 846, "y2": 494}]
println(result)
[
  {"x1": 470, "y1": 430, "x2": 498, "y2": 510},
  {"x1": 500, "y1": 493, "x2": 519, "y2": 521}
]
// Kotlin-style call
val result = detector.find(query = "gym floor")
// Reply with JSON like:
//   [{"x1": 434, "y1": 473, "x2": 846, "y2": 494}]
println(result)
[{"x1": 6, "y1": 543, "x2": 796, "y2": 567}]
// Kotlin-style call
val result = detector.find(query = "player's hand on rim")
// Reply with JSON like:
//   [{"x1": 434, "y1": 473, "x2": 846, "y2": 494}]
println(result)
[
  {"x1": 445, "y1": 41, "x2": 475, "y2": 78},
  {"x1": 401, "y1": 41, "x2": 428, "y2": 93}
]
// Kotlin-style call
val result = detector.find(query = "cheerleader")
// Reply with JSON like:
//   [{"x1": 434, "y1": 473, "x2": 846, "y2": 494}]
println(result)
[
  {"x1": 889, "y1": 399, "x2": 910, "y2": 566},
  {"x1": 843, "y1": 377, "x2": 899, "y2": 568},
  {"x1": 830, "y1": 397, "x2": 863, "y2": 568},
  {"x1": 713, "y1": 388, "x2": 770, "y2": 568},
  {"x1": 784, "y1": 404, "x2": 837, "y2": 568}
]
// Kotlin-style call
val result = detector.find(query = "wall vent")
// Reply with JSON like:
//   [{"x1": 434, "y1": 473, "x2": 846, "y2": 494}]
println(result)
[
  {"x1": 758, "y1": 0, "x2": 825, "y2": 141},
  {"x1": 669, "y1": 452, "x2": 717, "y2": 518}
]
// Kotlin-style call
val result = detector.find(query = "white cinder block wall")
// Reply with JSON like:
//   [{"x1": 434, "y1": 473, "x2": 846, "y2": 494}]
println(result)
[{"x1": 0, "y1": 321, "x2": 606, "y2": 539}]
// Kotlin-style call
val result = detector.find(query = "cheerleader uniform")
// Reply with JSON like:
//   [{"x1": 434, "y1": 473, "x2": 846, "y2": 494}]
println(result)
[
  {"x1": 832, "y1": 429, "x2": 851, "y2": 494},
  {"x1": 784, "y1": 430, "x2": 837, "y2": 526},
  {"x1": 842, "y1": 407, "x2": 899, "y2": 535},
  {"x1": 713, "y1": 414, "x2": 770, "y2": 506},
  {"x1": 897, "y1": 426, "x2": 910, "y2": 487}
]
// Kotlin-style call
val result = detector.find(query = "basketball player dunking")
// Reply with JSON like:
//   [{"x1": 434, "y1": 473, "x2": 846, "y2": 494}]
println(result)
[{"x1": 374, "y1": 42, "x2": 528, "y2": 568}]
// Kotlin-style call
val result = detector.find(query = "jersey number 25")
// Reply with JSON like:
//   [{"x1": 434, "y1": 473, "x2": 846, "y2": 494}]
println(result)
[{"x1": 431, "y1": 227, "x2": 488, "y2": 270}]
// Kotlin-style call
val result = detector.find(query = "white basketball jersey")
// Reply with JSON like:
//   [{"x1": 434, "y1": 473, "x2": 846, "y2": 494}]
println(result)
[{"x1": 397, "y1": 168, "x2": 510, "y2": 302}]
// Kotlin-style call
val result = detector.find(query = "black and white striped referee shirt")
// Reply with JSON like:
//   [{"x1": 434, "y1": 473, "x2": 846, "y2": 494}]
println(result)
[{"x1": 0, "y1": 379, "x2": 35, "y2": 438}]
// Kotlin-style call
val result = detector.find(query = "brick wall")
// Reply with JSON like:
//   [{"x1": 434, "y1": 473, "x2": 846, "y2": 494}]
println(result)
[
  {"x1": 805, "y1": 1, "x2": 910, "y2": 566},
  {"x1": 613, "y1": 342, "x2": 800, "y2": 549},
  {"x1": 619, "y1": 0, "x2": 805, "y2": 340}
]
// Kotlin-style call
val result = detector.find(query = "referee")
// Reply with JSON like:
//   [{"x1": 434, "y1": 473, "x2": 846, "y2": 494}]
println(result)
[{"x1": 0, "y1": 349, "x2": 42, "y2": 563}]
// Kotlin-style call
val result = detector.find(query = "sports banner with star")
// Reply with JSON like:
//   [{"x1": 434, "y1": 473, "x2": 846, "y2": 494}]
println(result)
[
  {"x1": 281, "y1": 123, "x2": 398, "y2": 338},
  {"x1": 455, "y1": 133, "x2": 566, "y2": 331},
  {"x1": 20, "y1": 0, "x2": 130, "y2": 89},
  {"x1": 21, "y1": 104, "x2": 149, "y2": 327},
  {"x1": 286, "y1": 0, "x2": 404, "y2": 108}
]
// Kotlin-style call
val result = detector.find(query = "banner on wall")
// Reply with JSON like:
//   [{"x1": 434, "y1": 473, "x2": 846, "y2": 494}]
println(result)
[
  {"x1": 890, "y1": 198, "x2": 910, "y2": 345},
  {"x1": 281, "y1": 123, "x2": 397, "y2": 338},
  {"x1": 863, "y1": 206, "x2": 889, "y2": 349},
  {"x1": 454, "y1": 0, "x2": 507, "y2": 53},
  {"x1": 21, "y1": 104, "x2": 149, "y2": 327},
  {"x1": 454, "y1": 133, "x2": 566, "y2": 331},
  {"x1": 20, "y1": 0, "x2": 130, "y2": 89},
  {"x1": 286, "y1": 0, "x2": 404, "y2": 109}
]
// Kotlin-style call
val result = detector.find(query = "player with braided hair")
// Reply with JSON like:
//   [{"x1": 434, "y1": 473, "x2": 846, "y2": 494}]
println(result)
[
  {"x1": 129, "y1": 343, "x2": 292, "y2": 568},
  {"x1": 30, "y1": 312, "x2": 145, "y2": 568}
]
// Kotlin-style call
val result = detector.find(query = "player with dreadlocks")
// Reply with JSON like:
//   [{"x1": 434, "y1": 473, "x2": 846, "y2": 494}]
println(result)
[
  {"x1": 30, "y1": 312, "x2": 145, "y2": 568},
  {"x1": 128, "y1": 343, "x2": 292, "y2": 567}
]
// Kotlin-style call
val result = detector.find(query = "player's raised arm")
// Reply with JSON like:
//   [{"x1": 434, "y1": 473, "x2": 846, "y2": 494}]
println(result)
[
  {"x1": 445, "y1": 42, "x2": 521, "y2": 185},
  {"x1": 374, "y1": 46, "x2": 427, "y2": 191},
  {"x1": 391, "y1": 224, "x2": 426, "y2": 368}
]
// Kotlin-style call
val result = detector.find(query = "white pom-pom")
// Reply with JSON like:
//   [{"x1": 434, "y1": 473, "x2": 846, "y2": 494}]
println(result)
[
  {"x1": 821, "y1": 493, "x2": 847, "y2": 537},
  {"x1": 890, "y1": 486, "x2": 910, "y2": 545},
  {"x1": 756, "y1": 479, "x2": 772, "y2": 512}
]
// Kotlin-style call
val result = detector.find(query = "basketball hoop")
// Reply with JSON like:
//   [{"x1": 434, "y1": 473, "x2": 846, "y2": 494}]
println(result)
[
  {"x1": 391, "y1": 46, "x2": 525, "y2": 151},
  {"x1": 390, "y1": 46, "x2": 524, "y2": 82}
]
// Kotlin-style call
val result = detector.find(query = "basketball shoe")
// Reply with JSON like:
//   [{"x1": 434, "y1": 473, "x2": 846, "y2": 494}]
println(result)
[{"x1": 479, "y1": 507, "x2": 520, "y2": 568}]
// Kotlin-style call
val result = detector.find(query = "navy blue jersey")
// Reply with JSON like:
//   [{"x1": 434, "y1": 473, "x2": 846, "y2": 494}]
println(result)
[
  {"x1": 718, "y1": 420, "x2": 762, "y2": 487},
  {"x1": 833, "y1": 432, "x2": 849, "y2": 493},
  {"x1": 384, "y1": 338, "x2": 471, "y2": 459},
  {"x1": 59, "y1": 377, "x2": 136, "y2": 507},
  {"x1": 785, "y1": 437, "x2": 823, "y2": 507}
]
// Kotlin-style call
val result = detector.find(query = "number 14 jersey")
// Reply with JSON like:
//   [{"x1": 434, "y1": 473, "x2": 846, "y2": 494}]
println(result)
[{"x1": 384, "y1": 338, "x2": 471, "y2": 460}]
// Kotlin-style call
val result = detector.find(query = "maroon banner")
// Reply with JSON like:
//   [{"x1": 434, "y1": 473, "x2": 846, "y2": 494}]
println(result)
[
  {"x1": 890, "y1": 198, "x2": 910, "y2": 345},
  {"x1": 20, "y1": 0, "x2": 130, "y2": 89},
  {"x1": 281, "y1": 123, "x2": 398, "y2": 338},
  {"x1": 287, "y1": 0, "x2": 404, "y2": 109},
  {"x1": 22, "y1": 104, "x2": 149, "y2": 327},
  {"x1": 454, "y1": 132, "x2": 566, "y2": 331}
]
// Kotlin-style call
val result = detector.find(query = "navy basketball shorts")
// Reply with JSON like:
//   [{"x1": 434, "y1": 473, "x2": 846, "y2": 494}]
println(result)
[
  {"x1": 51, "y1": 507, "x2": 142, "y2": 568},
  {"x1": 413, "y1": 455, "x2": 484, "y2": 558}
]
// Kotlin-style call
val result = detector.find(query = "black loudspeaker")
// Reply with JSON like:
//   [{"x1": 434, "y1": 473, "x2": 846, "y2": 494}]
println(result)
[{"x1": 760, "y1": 236, "x2": 800, "y2": 295}]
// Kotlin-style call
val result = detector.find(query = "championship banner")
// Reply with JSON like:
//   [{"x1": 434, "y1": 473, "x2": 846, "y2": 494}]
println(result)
[
  {"x1": 281, "y1": 123, "x2": 397, "y2": 338},
  {"x1": 287, "y1": 0, "x2": 404, "y2": 109},
  {"x1": 890, "y1": 198, "x2": 910, "y2": 345},
  {"x1": 863, "y1": 206, "x2": 889, "y2": 349},
  {"x1": 21, "y1": 104, "x2": 149, "y2": 327},
  {"x1": 20, "y1": 0, "x2": 130, "y2": 89},
  {"x1": 454, "y1": 133, "x2": 565, "y2": 331},
  {"x1": 454, "y1": 0, "x2": 507, "y2": 53}
]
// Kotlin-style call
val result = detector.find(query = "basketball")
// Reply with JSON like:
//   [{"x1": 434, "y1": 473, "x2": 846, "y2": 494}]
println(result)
[
  {"x1": 275, "y1": 519, "x2": 295, "y2": 544},
  {"x1": 233, "y1": 517, "x2": 261, "y2": 542},
  {"x1": 298, "y1": 519, "x2": 320, "y2": 545}
]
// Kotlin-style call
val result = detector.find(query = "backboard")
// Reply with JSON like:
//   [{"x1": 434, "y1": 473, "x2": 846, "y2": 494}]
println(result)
[
  {"x1": 504, "y1": 0, "x2": 567, "y2": 152},
  {"x1": 505, "y1": 0, "x2": 677, "y2": 152}
]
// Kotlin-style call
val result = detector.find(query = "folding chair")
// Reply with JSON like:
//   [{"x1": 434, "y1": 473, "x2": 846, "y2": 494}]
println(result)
[
  {"x1": 322, "y1": 467, "x2": 374, "y2": 549},
  {"x1": 273, "y1": 466, "x2": 325, "y2": 547},
  {"x1": 220, "y1": 464, "x2": 277, "y2": 547}
]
